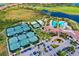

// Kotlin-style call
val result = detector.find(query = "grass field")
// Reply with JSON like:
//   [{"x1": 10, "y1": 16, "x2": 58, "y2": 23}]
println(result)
[
  {"x1": 0, "y1": 5, "x2": 45, "y2": 56},
  {"x1": 0, "y1": 6, "x2": 41, "y2": 20},
  {"x1": 34, "y1": 6, "x2": 79, "y2": 15},
  {"x1": 4, "y1": 9, "x2": 39, "y2": 20},
  {"x1": 0, "y1": 5, "x2": 45, "y2": 32},
  {"x1": 0, "y1": 33, "x2": 8, "y2": 56},
  {"x1": 0, "y1": 4, "x2": 79, "y2": 56}
]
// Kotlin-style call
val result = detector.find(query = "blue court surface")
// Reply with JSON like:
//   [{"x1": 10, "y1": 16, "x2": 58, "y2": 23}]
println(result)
[
  {"x1": 9, "y1": 42, "x2": 20, "y2": 51},
  {"x1": 9, "y1": 37, "x2": 18, "y2": 44},
  {"x1": 26, "y1": 32, "x2": 35, "y2": 38},
  {"x1": 31, "y1": 21, "x2": 41, "y2": 28},
  {"x1": 6, "y1": 23, "x2": 39, "y2": 53},
  {"x1": 14, "y1": 25, "x2": 23, "y2": 34},
  {"x1": 28, "y1": 36, "x2": 38, "y2": 43},
  {"x1": 21, "y1": 23, "x2": 30, "y2": 31},
  {"x1": 6, "y1": 28, "x2": 15, "y2": 37}
]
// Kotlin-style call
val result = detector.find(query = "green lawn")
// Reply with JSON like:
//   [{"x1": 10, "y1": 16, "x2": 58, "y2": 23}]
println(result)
[
  {"x1": 51, "y1": 44, "x2": 59, "y2": 48},
  {"x1": 0, "y1": 4, "x2": 45, "y2": 56},
  {"x1": 0, "y1": 4, "x2": 79, "y2": 56},
  {"x1": 57, "y1": 51, "x2": 67, "y2": 56},
  {"x1": 34, "y1": 6, "x2": 79, "y2": 15},
  {"x1": 34, "y1": 28, "x2": 51, "y2": 40},
  {"x1": 0, "y1": 5, "x2": 45, "y2": 32},
  {"x1": 0, "y1": 33, "x2": 8, "y2": 56}
]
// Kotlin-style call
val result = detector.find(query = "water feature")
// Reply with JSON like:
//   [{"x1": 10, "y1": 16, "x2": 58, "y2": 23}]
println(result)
[{"x1": 41, "y1": 10, "x2": 79, "y2": 23}]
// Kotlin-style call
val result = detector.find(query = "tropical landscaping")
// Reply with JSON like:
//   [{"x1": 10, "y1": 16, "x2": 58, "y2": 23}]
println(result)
[{"x1": 0, "y1": 3, "x2": 79, "y2": 56}]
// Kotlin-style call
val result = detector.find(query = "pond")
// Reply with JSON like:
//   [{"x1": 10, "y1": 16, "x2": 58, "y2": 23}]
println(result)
[{"x1": 41, "y1": 10, "x2": 79, "y2": 23}]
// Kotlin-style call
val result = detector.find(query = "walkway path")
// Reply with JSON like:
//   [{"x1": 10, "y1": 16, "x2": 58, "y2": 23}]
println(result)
[{"x1": 43, "y1": 25, "x2": 79, "y2": 43}]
